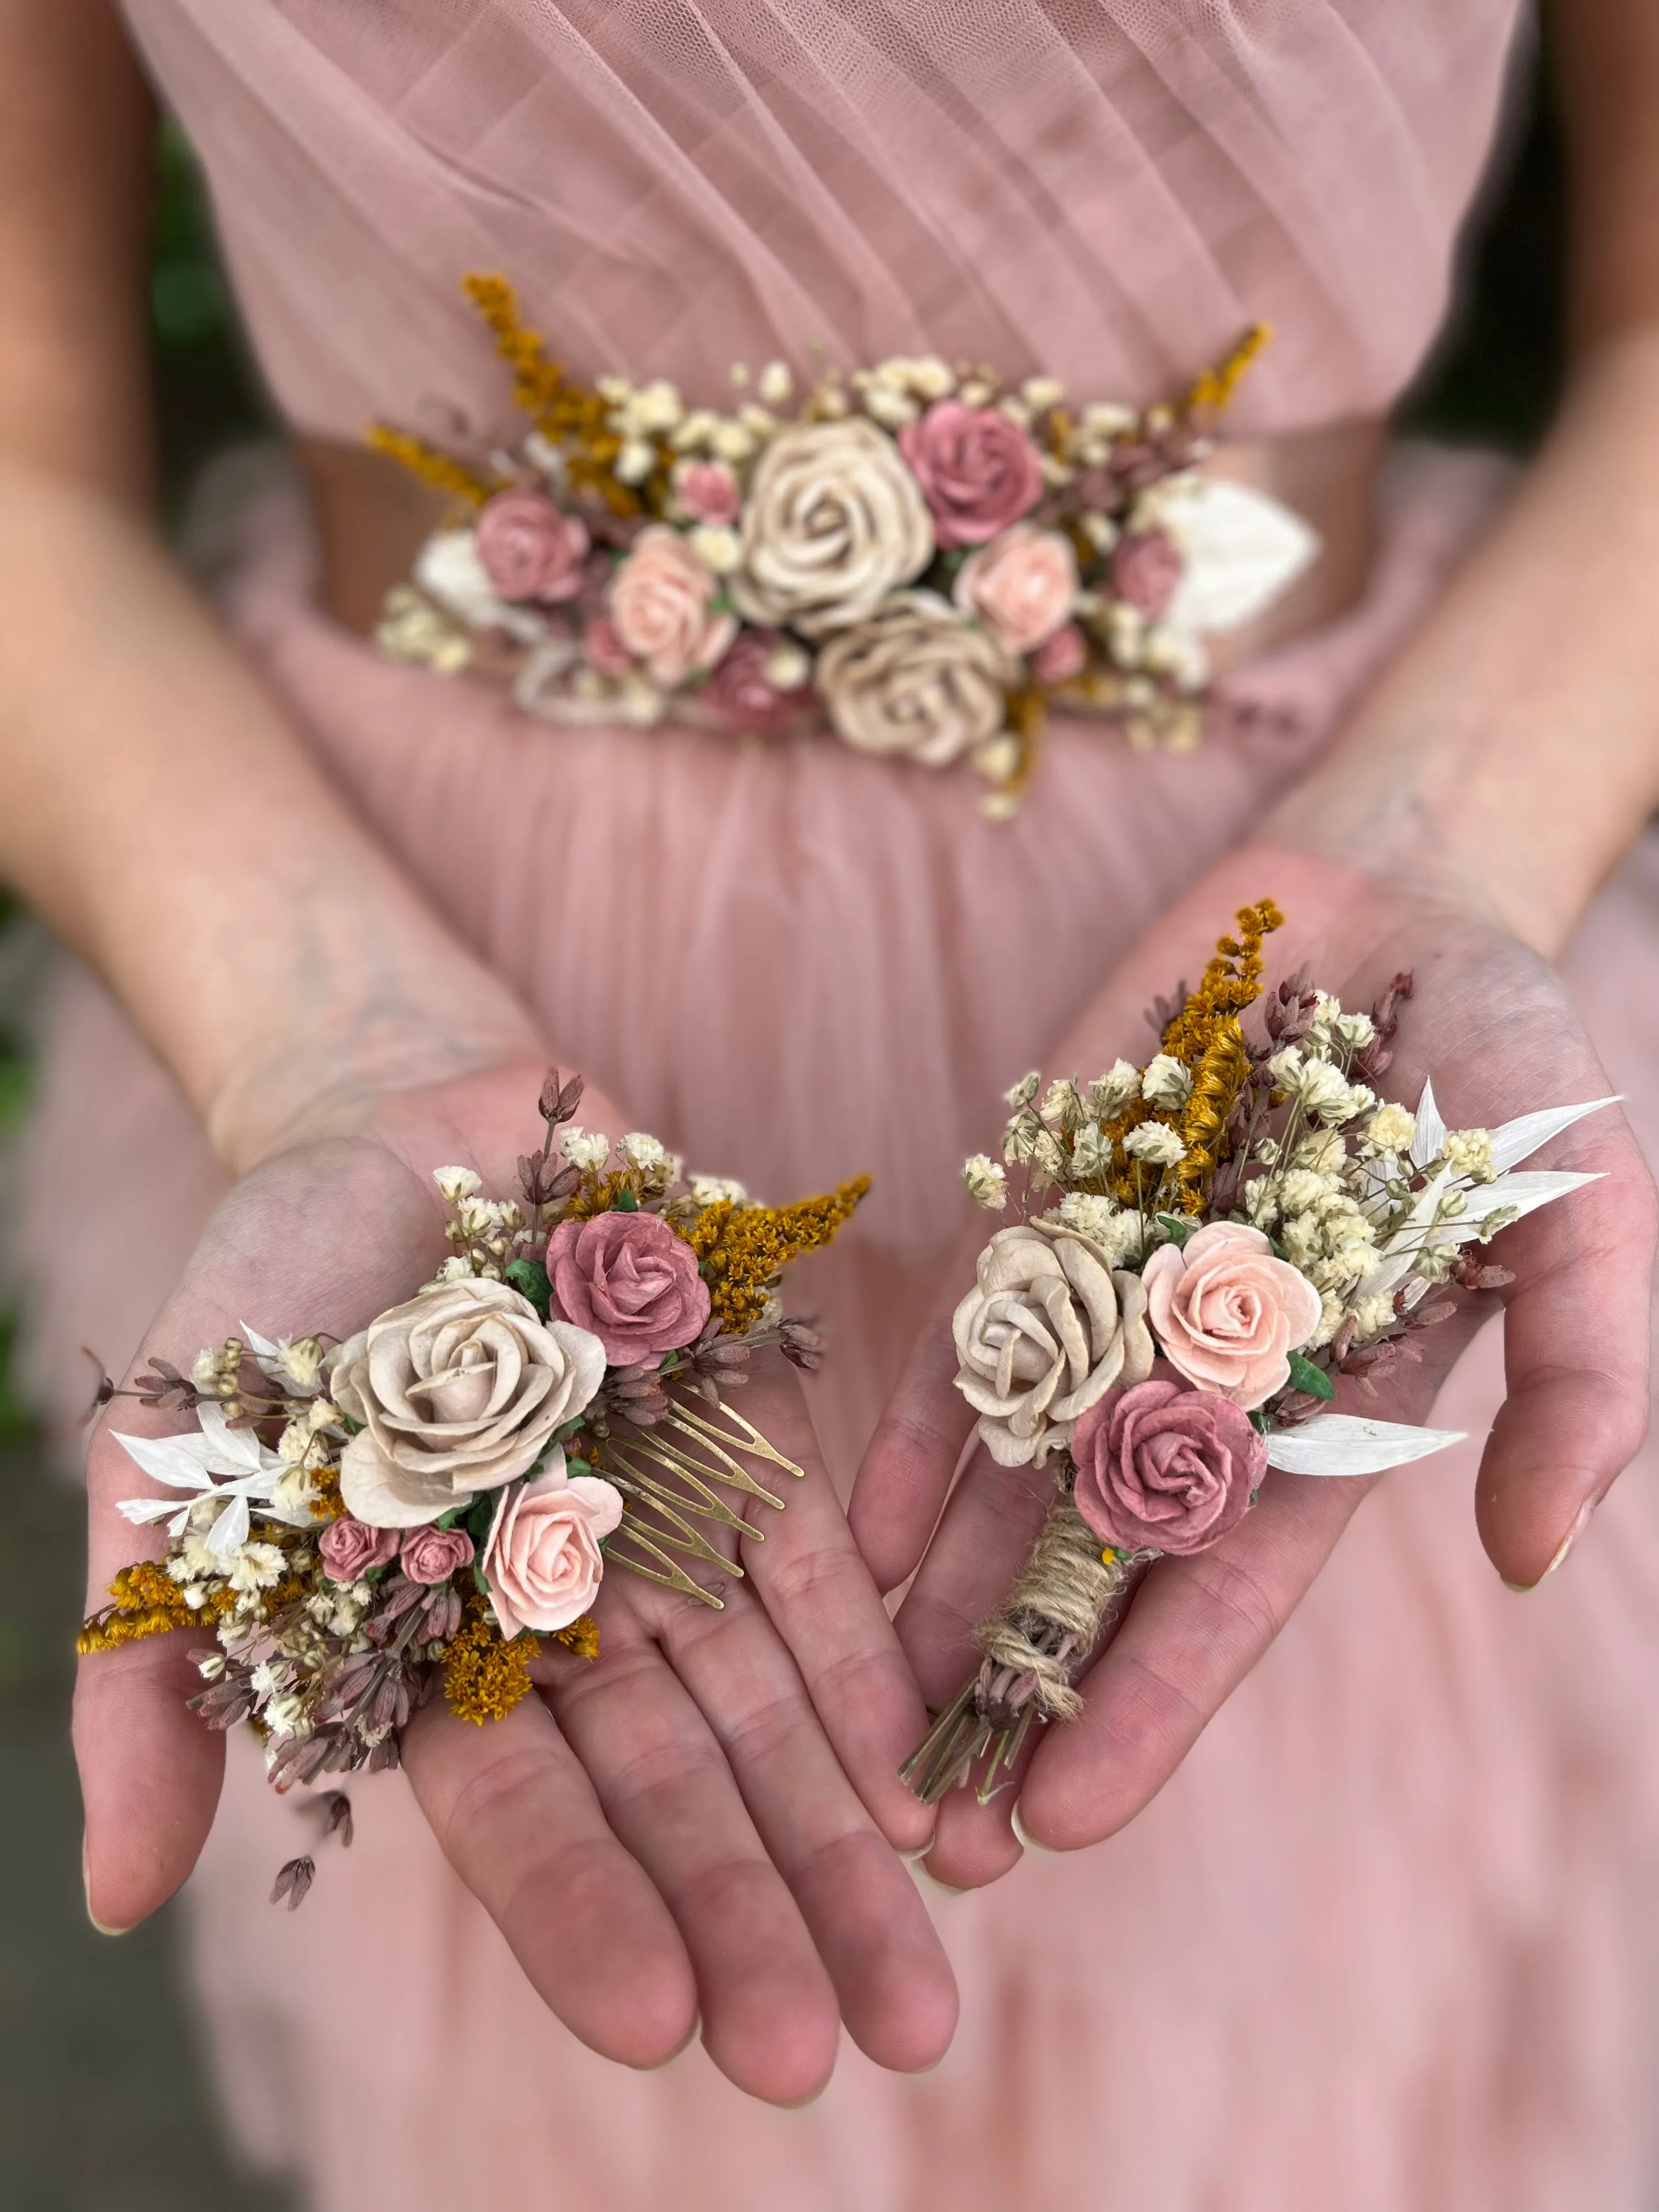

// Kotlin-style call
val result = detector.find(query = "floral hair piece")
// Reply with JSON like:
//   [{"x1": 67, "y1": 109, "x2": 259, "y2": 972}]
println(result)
[
  {"x1": 905, "y1": 902, "x2": 1616, "y2": 1802},
  {"x1": 371, "y1": 278, "x2": 1317, "y2": 816},
  {"x1": 82, "y1": 1073, "x2": 865, "y2": 1898}
]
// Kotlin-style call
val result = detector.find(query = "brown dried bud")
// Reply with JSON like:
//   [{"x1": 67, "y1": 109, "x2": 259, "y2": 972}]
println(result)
[
  {"x1": 270, "y1": 1856, "x2": 315, "y2": 1911},
  {"x1": 1453, "y1": 1253, "x2": 1515, "y2": 1293},
  {"x1": 323, "y1": 1792, "x2": 354, "y2": 1848},
  {"x1": 366, "y1": 1734, "x2": 401, "y2": 1774}
]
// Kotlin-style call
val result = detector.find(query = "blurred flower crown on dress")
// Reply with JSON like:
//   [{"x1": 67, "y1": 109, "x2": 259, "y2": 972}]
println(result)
[
  {"x1": 81, "y1": 1071, "x2": 865, "y2": 1909},
  {"x1": 369, "y1": 277, "x2": 1319, "y2": 816}
]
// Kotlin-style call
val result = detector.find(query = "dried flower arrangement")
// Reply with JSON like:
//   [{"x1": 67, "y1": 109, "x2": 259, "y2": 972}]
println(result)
[
  {"x1": 82, "y1": 1073, "x2": 864, "y2": 1899},
  {"x1": 905, "y1": 901, "x2": 1616, "y2": 1802},
  {"x1": 372, "y1": 278, "x2": 1316, "y2": 815}
]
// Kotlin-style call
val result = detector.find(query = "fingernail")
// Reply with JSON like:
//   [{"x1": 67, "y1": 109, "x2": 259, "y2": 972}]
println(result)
[
  {"x1": 1009, "y1": 1803, "x2": 1056, "y2": 1855},
  {"x1": 1503, "y1": 1495, "x2": 1599, "y2": 1593},
  {"x1": 82, "y1": 1834, "x2": 129, "y2": 1938}
]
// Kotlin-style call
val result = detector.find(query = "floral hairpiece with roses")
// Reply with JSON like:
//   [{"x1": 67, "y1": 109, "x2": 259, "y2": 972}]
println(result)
[
  {"x1": 81, "y1": 1072, "x2": 864, "y2": 1908},
  {"x1": 370, "y1": 277, "x2": 1316, "y2": 816},
  {"x1": 905, "y1": 900, "x2": 1617, "y2": 1802}
]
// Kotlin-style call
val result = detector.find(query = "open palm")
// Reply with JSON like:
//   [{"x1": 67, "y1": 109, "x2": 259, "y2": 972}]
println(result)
[
  {"x1": 851, "y1": 846, "x2": 1657, "y2": 1888},
  {"x1": 76, "y1": 1058, "x2": 956, "y2": 2104}
]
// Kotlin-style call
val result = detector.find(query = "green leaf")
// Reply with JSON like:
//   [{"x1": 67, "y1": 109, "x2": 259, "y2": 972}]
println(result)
[
  {"x1": 505, "y1": 1257, "x2": 551, "y2": 1319},
  {"x1": 464, "y1": 1491, "x2": 498, "y2": 1548},
  {"x1": 1248, "y1": 1407, "x2": 1272, "y2": 1435},
  {"x1": 1286, "y1": 1352, "x2": 1336, "y2": 1401},
  {"x1": 612, "y1": 1188, "x2": 640, "y2": 1212},
  {"x1": 1154, "y1": 1213, "x2": 1195, "y2": 1246}
]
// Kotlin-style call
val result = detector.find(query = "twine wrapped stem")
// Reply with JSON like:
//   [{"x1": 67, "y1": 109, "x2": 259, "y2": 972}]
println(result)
[{"x1": 901, "y1": 1489, "x2": 1154, "y2": 1805}]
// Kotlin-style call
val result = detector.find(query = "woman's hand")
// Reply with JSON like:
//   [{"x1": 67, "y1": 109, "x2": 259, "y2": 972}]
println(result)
[
  {"x1": 851, "y1": 844, "x2": 1657, "y2": 1889},
  {"x1": 76, "y1": 1058, "x2": 956, "y2": 2104}
]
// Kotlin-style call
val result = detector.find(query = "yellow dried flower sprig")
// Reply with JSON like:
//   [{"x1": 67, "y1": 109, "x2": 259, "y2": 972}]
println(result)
[{"x1": 682, "y1": 1178, "x2": 871, "y2": 1334}]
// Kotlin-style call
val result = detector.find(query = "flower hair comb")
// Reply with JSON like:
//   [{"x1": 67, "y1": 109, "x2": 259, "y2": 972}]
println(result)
[{"x1": 82, "y1": 1073, "x2": 864, "y2": 1902}]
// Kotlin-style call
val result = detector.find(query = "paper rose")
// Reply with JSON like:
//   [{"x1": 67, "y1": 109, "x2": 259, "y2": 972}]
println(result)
[
  {"x1": 546, "y1": 1210, "x2": 712, "y2": 1365},
  {"x1": 732, "y1": 419, "x2": 933, "y2": 637},
  {"x1": 705, "y1": 629, "x2": 815, "y2": 732},
  {"x1": 952, "y1": 1220, "x2": 1155, "y2": 1466},
  {"x1": 815, "y1": 592, "x2": 1015, "y2": 767},
  {"x1": 331, "y1": 1280, "x2": 606, "y2": 1528},
  {"x1": 484, "y1": 1458, "x2": 625, "y2": 1637},
  {"x1": 897, "y1": 400, "x2": 1045, "y2": 550},
  {"x1": 1141, "y1": 1220, "x2": 1323, "y2": 1409},
  {"x1": 1108, "y1": 528, "x2": 1183, "y2": 619},
  {"x1": 952, "y1": 523, "x2": 1078, "y2": 656},
  {"x1": 317, "y1": 1516, "x2": 400, "y2": 1583},
  {"x1": 608, "y1": 525, "x2": 737, "y2": 687},
  {"x1": 399, "y1": 1524, "x2": 476, "y2": 1586},
  {"x1": 474, "y1": 489, "x2": 590, "y2": 603},
  {"x1": 1070, "y1": 1378, "x2": 1265, "y2": 1555}
]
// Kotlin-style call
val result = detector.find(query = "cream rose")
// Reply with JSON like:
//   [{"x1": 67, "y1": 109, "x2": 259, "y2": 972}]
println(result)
[
  {"x1": 953, "y1": 1220, "x2": 1155, "y2": 1467},
  {"x1": 332, "y1": 1279, "x2": 606, "y2": 1528},
  {"x1": 815, "y1": 591, "x2": 1015, "y2": 767},
  {"x1": 953, "y1": 524, "x2": 1077, "y2": 656},
  {"x1": 1141, "y1": 1220, "x2": 1323, "y2": 1409},
  {"x1": 732, "y1": 419, "x2": 934, "y2": 637},
  {"x1": 484, "y1": 1457, "x2": 625, "y2": 1637},
  {"x1": 608, "y1": 525, "x2": 737, "y2": 686}
]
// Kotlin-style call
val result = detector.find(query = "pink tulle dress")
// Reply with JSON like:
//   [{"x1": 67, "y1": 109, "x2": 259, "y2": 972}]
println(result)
[{"x1": 19, "y1": 4, "x2": 1659, "y2": 2205}]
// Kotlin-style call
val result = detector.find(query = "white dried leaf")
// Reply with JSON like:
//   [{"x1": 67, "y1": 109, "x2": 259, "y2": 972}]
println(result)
[{"x1": 1265, "y1": 1414, "x2": 1466, "y2": 1477}]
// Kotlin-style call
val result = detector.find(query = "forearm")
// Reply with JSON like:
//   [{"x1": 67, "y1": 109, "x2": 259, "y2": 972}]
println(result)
[
  {"x1": 1267, "y1": 329, "x2": 1659, "y2": 958},
  {"x1": 0, "y1": 455, "x2": 541, "y2": 1169}
]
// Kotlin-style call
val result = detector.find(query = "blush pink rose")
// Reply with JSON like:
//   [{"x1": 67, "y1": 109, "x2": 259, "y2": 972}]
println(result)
[
  {"x1": 547, "y1": 1209, "x2": 712, "y2": 1364},
  {"x1": 583, "y1": 611, "x2": 633, "y2": 676},
  {"x1": 484, "y1": 1462, "x2": 624, "y2": 1637},
  {"x1": 399, "y1": 1523, "x2": 475, "y2": 1586},
  {"x1": 675, "y1": 461, "x2": 742, "y2": 526},
  {"x1": 1109, "y1": 528, "x2": 1183, "y2": 619},
  {"x1": 1141, "y1": 1221, "x2": 1324, "y2": 1409},
  {"x1": 318, "y1": 1515, "x2": 400, "y2": 1583},
  {"x1": 1030, "y1": 621, "x2": 1087, "y2": 682},
  {"x1": 608, "y1": 525, "x2": 738, "y2": 687},
  {"x1": 705, "y1": 630, "x2": 815, "y2": 733},
  {"x1": 898, "y1": 401, "x2": 1045, "y2": 549},
  {"x1": 475, "y1": 490, "x2": 590, "y2": 602},
  {"x1": 953, "y1": 523, "x2": 1077, "y2": 655},
  {"x1": 1071, "y1": 1378, "x2": 1265, "y2": 1556}
]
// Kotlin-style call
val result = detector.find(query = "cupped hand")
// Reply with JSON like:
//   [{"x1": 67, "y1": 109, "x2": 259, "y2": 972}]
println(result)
[
  {"x1": 76, "y1": 1059, "x2": 955, "y2": 2104},
  {"x1": 851, "y1": 845, "x2": 1657, "y2": 1889}
]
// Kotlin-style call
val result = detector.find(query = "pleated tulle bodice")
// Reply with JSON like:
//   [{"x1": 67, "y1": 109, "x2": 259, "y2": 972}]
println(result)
[{"x1": 122, "y1": 1, "x2": 1523, "y2": 445}]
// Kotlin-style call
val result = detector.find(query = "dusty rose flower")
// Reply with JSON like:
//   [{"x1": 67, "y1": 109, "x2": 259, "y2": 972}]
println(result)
[
  {"x1": 732, "y1": 419, "x2": 934, "y2": 637},
  {"x1": 952, "y1": 1220, "x2": 1155, "y2": 1466},
  {"x1": 547, "y1": 1209, "x2": 711, "y2": 1365},
  {"x1": 475, "y1": 490, "x2": 589, "y2": 603},
  {"x1": 1141, "y1": 1221, "x2": 1323, "y2": 1409},
  {"x1": 704, "y1": 630, "x2": 815, "y2": 732},
  {"x1": 898, "y1": 400, "x2": 1044, "y2": 550},
  {"x1": 399, "y1": 1523, "x2": 476, "y2": 1586},
  {"x1": 318, "y1": 1515, "x2": 400, "y2": 1583},
  {"x1": 1110, "y1": 528, "x2": 1183, "y2": 618},
  {"x1": 1071, "y1": 1378, "x2": 1265, "y2": 1556},
  {"x1": 608, "y1": 525, "x2": 737, "y2": 686},
  {"x1": 485, "y1": 1458, "x2": 625, "y2": 1637},
  {"x1": 676, "y1": 461, "x2": 741, "y2": 526},
  {"x1": 583, "y1": 611, "x2": 633, "y2": 676},
  {"x1": 331, "y1": 1279, "x2": 607, "y2": 1528},
  {"x1": 953, "y1": 523, "x2": 1077, "y2": 655},
  {"x1": 1031, "y1": 622, "x2": 1087, "y2": 682},
  {"x1": 815, "y1": 591, "x2": 1014, "y2": 768}
]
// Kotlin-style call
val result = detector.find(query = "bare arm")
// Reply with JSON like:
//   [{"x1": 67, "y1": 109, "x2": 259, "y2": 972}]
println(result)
[
  {"x1": 2, "y1": 4, "x2": 953, "y2": 2094},
  {"x1": 855, "y1": 0, "x2": 1659, "y2": 1883},
  {"x1": 0, "y1": 0, "x2": 541, "y2": 1165}
]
